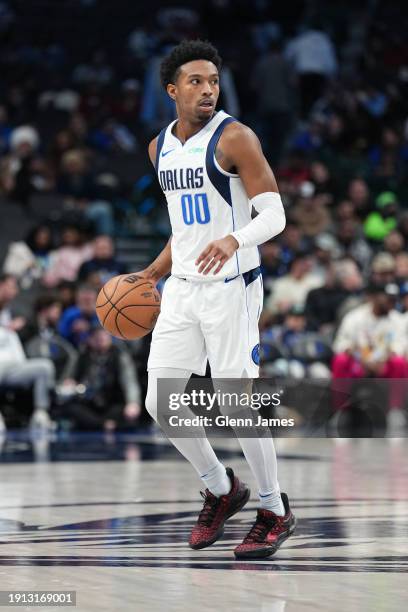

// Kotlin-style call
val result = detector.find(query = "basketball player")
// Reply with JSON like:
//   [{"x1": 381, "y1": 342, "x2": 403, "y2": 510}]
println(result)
[{"x1": 139, "y1": 40, "x2": 296, "y2": 559}]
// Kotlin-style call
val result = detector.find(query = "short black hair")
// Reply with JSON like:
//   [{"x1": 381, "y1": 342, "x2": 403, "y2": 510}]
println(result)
[
  {"x1": 160, "y1": 39, "x2": 222, "y2": 89},
  {"x1": 34, "y1": 293, "x2": 61, "y2": 314}
]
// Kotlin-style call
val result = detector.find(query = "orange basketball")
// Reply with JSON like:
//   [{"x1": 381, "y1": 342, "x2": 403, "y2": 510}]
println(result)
[{"x1": 95, "y1": 274, "x2": 161, "y2": 340}]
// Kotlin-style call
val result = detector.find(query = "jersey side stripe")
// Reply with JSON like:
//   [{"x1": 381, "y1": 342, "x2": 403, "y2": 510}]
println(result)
[
  {"x1": 155, "y1": 126, "x2": 167, "y2": 171},
  {"x1": 205, "y1": 116, "x2": 236, "y2": 207}
]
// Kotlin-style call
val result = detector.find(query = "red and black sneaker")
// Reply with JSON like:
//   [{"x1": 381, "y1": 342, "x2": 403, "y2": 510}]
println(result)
[
  {"x1": 234, "y1": 492, "x2": 296, "y2": 559},
  {"x1": 189, "y1": 467, "x2": 250, "y2": 550}
]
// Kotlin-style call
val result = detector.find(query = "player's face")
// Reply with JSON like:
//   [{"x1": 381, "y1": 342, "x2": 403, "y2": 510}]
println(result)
[{"x1": 169, "y1": 60, "x2": 220, "y2": 122}]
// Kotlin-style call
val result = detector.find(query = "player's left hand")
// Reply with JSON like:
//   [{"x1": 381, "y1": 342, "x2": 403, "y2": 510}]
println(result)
[{"x1": 195, "y1": 235, "x2": 239, "y2": 275}]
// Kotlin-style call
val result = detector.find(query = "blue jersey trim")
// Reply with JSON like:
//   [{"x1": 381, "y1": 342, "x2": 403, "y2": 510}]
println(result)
[
  {"x1": 205, "y1": 117, "x2": 236, "y2": 207},
  {"x1": 205, "y1": 116, "x2": 239, "y2": 274},
  {"x1": 155, "y1": 126, "x2": 167, "y2": 172},
  {"x1": 242, "y1": 266, "x2": 261, "y2": 287}
]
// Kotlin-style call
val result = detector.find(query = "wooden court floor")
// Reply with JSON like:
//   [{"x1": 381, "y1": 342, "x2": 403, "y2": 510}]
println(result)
[{"x1": 0, "y1": 436, "x2": 406, "y2": 611}]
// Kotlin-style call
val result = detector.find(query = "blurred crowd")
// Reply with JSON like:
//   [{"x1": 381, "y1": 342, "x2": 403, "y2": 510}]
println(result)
[{"x1": 1, "y1": 0, "x2": 408, "y2": 433}]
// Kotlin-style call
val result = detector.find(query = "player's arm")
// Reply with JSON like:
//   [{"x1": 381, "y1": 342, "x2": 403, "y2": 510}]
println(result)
[
  {"x1": 196, "y1": 124, "x2": 285, "y2": 274},
  {"x1": 136, "y1": 138, "x2": 173, "y2": 284}
]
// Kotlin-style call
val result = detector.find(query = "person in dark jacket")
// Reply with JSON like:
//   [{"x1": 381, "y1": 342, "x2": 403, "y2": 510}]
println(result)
[{"x1": 61, "y1": 326, "x2": 141, "y2": 431}]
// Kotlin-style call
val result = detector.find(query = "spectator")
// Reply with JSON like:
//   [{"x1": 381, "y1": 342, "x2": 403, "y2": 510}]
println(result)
[
  {"x1": 312, "y1": 233, "x2": 341, "y2": 282},
  {"x1": 262, "y1": 254, "x2": 322, "y2": 324},
  {"x1": 335, "y1": 199, "x2": 358, "y2": 224},
  {"x1": 0, "y1": 274, "x2": 26, "y2": 332},
  {"x1": 58, "y1": 284, "x2": 99, "y2": 348},
  {"x1": 61, "y1": 327, "x2": 141, "y2": 431},
  {"x1": 3, "y1": 224, "x2": 54, "y2": 285},
  {"x1": 57, "y1": 281, "x2": 77, "y2": 312},
  {"x1": 261, "y1": 305, "x2": 332, "y2": 379},
  {"x1": 335, "y1": 219, "x2": 372, "y2": 276},
  {"x1": 259, "y1": 241, "x2": 285, "y2": 281},
  {"x1": 22, "y1": 294, "x2": 77, "y2": 383},
  {"x1": 0, "y1": 126, "x2": 53, "y2": 211},
  {"x1": 77, "y1": 235, "x2": 127, "y2": 286},
  {"x1": 251, "y1": 39, "x2": 295, "y2": 164},
  {"x1": 285, "y1": 23, "x2": 337, "y2": 117},
  {"x1": 395, "y1": 253, "x2": 408, "y2": 287},
  {"x1": 42, "y1": 225, "x2": 93, "y2": 288},
  {"x1": 0, "y1": 325, "x2": 55, "y2": 432},
  {"x1": 383, "y1": 230, "x2": 405, "y2": 258},
  {"x1": 363, "y1": 192, "x2": 398, "y2": 243},
  {"x1": 305, "y1": 261, "x2": 363, "y2": 333},
  {"x1": 347, "y1": 178, "x2": 371, "y2": 220},
  {"x1": 292, "y1": 183, "x2": 332, "y2": 238},
  {"x1": 58, "y1": 149, "x2": 114, "y2": 235},
  {"x1": 332, "y1": 283, "x2": 408, "y2": 431},
  {"x1": 370, "y1": 253, "x2": 396, "y2": 286}
]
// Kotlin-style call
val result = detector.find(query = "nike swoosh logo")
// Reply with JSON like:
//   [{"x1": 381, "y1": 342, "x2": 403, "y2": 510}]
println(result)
[
  {"x1": 224, "y1": 274, "x2": 240, "y2": 283},
  {"x1": 161, "y1": 149, "x2": 175, "y2": 157}
]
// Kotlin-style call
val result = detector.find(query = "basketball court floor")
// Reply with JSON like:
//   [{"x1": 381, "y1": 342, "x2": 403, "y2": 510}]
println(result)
[{"x1": 0, "y1": 433, "x2": 406, "y2": 611}]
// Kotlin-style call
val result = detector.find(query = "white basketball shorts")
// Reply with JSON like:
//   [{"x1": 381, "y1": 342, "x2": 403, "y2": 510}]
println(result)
[{"x1": 147, "y1": 267, "x2": 263, "y2": 378}]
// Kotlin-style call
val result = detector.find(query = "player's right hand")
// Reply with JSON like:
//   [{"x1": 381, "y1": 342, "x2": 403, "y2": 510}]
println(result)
[{"x1": 132, "y1": 270, "x2": 158, "y2": 286}]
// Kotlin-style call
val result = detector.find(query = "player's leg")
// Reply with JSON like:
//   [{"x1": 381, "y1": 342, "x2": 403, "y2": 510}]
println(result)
[
  {"x1": 204, "y1": 272, "x2": 296, "y2": 557},
  {"x1": 145, "y1": 367, "x2": 250, "y2": 549},
  {"x1": 146, "y1": 367, "x2": 229, "y2": 492},
  {"x1": 146, "y1": 277, "x2": 250, "y2": 548}
]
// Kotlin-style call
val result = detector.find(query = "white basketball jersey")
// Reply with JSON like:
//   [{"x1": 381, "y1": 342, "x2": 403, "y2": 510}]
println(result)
[{"x1": 155, "y1": 110, "x2": 260, "y2": 281}]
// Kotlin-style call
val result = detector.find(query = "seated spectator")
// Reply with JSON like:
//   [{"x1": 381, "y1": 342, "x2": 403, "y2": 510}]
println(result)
[
  {"x1": 58, "y1": 149, "x2": 114, "y2": 235},
  {"x1": 305, "y1": 261, "x2": 363, "y2": 333},
  {"x1": 57, "y1": 281, "x2": 77, "y2": 312},
  {"x1": 0, "y1": 325, "x2": 55, "y2": 432},
  {"x1": 261, "y1": 305, "x2": 332, "y2": 379},
  {"x1": 368, "y1": 127, "x2": 408, "y2": 180},
  {"x1": 3, "y1": 224, "x2": 55, "y2": 286},
  {"x1": 61, "y1": 327, "x2": 141, "y2": 431},
  {"x1": 262, "y1": 254, "x2": 322, "y2": 325},
  {"x1": 0, "y1": 274, "x2": 26, "y2": 332},
  {"x1": 259, "y1": 241, "x2": 286, "y2": 285},
  {"x1": 335, "y1": 219, "x2": 372, "y2": 276},
  {"x1": 332, "y1": 283, "x2": 408, "y2": 431},
  {"x1": 0, "y1": 125, "x2": 54, "y2": 211},
  {"x1": 363, "y1": 192, "x2": 398, "y2": 243},
  {"x1": 334, "y1": 199, "x2": 358, "y2": 224},
  {"x1": 22, "y1": 294, "x2": 77, "y2": 383},
  {"x1": 58, "y1": 284, "x2": 99, "y2": 348},
  {"x1": 347, "y1": 178, "x2": 371, "y2": 220},
  {"x1": 292, "y1": 183, "x2": 332, "y2": 238},
  {"x1": 395, "y1": 253, "x2": 408, "y2": 287},
  {"x1": 42, "y1": 225, "x2": 93, "y2": 288},
  {"x1": 370, "y1": 253, "x2": 396, "y2": 286},
  {"x1": 383, "y1": 230, "x2": 405, "y2": 258},
  {"x1": 312, "y1": 233, "x2": 341, "y2": 282},
  {"x1": 77, "y1": 235, "x2": 127, "y2": 286},
  {"x1": 278, "y1": 219, "x2": 310, "y2": 273},
  {"x1": 332, "y1": 259, "x2": 365, "y2": 322}
]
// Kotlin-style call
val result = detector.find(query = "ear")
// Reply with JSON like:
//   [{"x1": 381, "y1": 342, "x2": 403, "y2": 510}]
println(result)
[{"x1": 167, "y1": 83, "x2": 176, "y2": 101}]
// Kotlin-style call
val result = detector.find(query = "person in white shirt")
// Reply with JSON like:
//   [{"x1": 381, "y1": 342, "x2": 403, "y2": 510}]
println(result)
[
  {"x1": 0, "y1": 326, "x2": 55, "y2": 432},
  {"x1": 285, "y1": 24, "x2": 337, "y2": 117},
  {"x1": 332, "y1": 283, "x2": 408, "y2": 430},
  {"x1": 262, "y1": 254, "x2": 322, "y2": 325}
]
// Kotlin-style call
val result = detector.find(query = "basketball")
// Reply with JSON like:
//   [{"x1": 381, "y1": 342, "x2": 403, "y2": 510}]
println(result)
[{"x1": 95, "y1": 274, "x2": 161, "y2": 340}]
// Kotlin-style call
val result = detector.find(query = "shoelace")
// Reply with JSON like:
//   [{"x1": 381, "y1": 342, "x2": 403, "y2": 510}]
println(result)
[
  {"x1": 197, "y1": 491, "x2": 221, "y2": 526},
  {"x1": 244, "y1": 515, "x2": 280, "y2": 543}
]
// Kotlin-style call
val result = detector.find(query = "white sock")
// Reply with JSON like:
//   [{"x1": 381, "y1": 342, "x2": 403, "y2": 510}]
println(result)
[
  {"x1": 201, "y1": 462, "x2": 231, "y2": 496},
  {"x1": 259, "y1": 490, "x2": 285, "y2": 516}
]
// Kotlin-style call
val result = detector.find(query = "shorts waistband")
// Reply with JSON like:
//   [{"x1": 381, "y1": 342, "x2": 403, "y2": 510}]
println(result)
[{"x1": 175, "y1": 266, "x2": 261, "y2": 287}]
